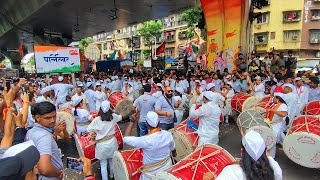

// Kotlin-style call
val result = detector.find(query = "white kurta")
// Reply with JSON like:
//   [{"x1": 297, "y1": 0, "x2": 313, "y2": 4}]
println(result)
[
  {"x1": 281, "y1": 93, "x2": 298, "y2": 122},
  {"x1": 222, "y1": 90, "x2": 235, "y2": 116},
  {"x1": 270, "y1": 104, "x2": 288, "y2": 143},
  {"x1": 50, "y1": 83, "x2": 73, "y2": 104},
  {"x1": 123, "y1": 130, "x2": 175, "y2": 180},
  {"x1": 84, "y1": 89, "x2": 96, "y2": 112},
  {"x1": 216, "y1": 156, "x2": 282, "y2": 180},
  {"x1": 253, "y1": 83, "x2": 265, "y2": 99},
  {"x1": 189, "y1": 101, "x2": 221, "y2": 145},
  {"x1": 294, "y1": 86, "x2": 309, "y2": 117},
  {"x1": 87, "y1": 113, "x2": 122, "y2": 160},
  {"x1": 173, "y1": 95, "x2": 187, "y2": 125},
  {"x1": 94, "y1": 90, "x2": 106, "y2": 111},
  {"x1": 71, "y1": 108, "x2": 92, "y2": 135}
]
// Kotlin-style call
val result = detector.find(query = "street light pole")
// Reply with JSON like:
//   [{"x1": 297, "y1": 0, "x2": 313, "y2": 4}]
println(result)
[{"x1": 148, "y1": 33, "x2": 156, "y2": 59}]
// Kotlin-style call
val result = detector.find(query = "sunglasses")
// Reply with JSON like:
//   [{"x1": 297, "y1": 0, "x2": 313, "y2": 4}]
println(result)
[{"x1": 167, "y1": 90, "x2": 174, "y2": 93}]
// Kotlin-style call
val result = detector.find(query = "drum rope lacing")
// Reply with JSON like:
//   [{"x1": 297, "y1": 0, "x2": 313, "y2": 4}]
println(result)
[
  {"x1": 239, "y1": 111, "x2": 266, "y2": 135},
  {"x1": 303, "y1": 101, "x2": 320, "y2": 116},
  {"x1": 176, "y1": 118, "x2": 199, "y2": 147},
  {"x1": 288, "y1": 116, "x2": 320, "y2": 134},
  {"x1": 170, "y1": 146, "x2": 225, "y2": 179}
]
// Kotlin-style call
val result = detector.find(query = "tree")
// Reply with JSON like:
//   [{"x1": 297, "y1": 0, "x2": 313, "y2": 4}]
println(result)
[
  {"x1": 137, "y1": 20, "x2": 163, "y2": 44},
  {"x1": 79, "y1": 37, "x2": 93, "y2": 54},
  {"x1": 180, "y1": 7, "x2": 203, "y2": 39}
]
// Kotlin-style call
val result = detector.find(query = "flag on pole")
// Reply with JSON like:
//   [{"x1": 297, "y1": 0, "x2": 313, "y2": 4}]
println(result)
[
  {"x1": 19, "y1": 43, "x2": 24, "y2": 58},
  {"x1": 156, "y1": 42, "x2": 166, "y2": 55}
]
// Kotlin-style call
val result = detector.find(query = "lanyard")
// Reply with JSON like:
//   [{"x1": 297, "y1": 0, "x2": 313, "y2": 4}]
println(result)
[{"x1": 296, "y1": 87, "x2": 303, "y2": 96}]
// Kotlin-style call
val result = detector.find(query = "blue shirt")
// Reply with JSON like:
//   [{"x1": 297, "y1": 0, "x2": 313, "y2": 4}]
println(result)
[
  {"x1": 308, "y1": 87, "x2": 320, "y2": 102},
  {"x1": 26, "y1": 123, "x2": 63, "y2": 180},
  {"x1": 155, "y1": 95, "x2": 175, "y2": 124},
  {"x1": 135, "y1": 93, "x2": 157, "y2": 122}
]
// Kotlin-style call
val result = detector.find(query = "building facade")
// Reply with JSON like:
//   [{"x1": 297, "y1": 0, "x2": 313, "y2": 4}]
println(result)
[
  {"x1": 90, "y1": 13, "x2": 189, "y2": 61},
  {"x1": 252, "y1": 0, "x2": 320, "y2": 59}
]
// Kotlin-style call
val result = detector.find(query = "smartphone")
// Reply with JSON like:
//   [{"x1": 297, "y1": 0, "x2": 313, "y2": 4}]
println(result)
[
  {"x1": 5, "y1": 79, "x2": 11, "y2": 90},
  {"x1": 66, "y1": 157, "x2": 83, "y2": 172}
]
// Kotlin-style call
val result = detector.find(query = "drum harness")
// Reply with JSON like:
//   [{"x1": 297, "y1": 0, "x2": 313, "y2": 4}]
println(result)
[
  {"x1": 132, "y1": 156, "x2": 172, "y2": 179},
  {"x1": 86, "y1": 134, "x2": 115, "y2": 148}
]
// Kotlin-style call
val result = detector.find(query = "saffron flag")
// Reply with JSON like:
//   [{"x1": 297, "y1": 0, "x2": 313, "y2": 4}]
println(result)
[{"x1": 156, "y1": 42, "x2": 166, "y2": 55}]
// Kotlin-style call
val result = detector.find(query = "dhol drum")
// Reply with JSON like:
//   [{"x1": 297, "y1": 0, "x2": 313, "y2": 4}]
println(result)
[
  {"x1": 108, "y1": 91, "x2": 133, "y2": 117},
  {"x1": 237, "y1": 109, "x2": 276, "y2": 150},
  {"x1": 283, "y1": 116, "x2": 320, "y2": 168},
  {"x1": 74, "y1": 124, "x2": 124, "y2": 159},
  {"x1": 170, "y1": 118, "x2": 199, "y2": 161},
  {"x1": 153, "y1": 144, "x2": 235, "y2": 180},
  {"x1": 231, "y1": 93, "x2": 260, "y2": 113},
  {"x1": 56, "y1": 110, "x2": 75, "y2": 136},
  {"x1": 251, "y1": 96, "x2": 274, "y2": 117},
  {"x1": 302, "y1": 100, "x2": 320, "y2": 116},
  {"x1": 113, "y1": 149, "x2": 143, "y2": 180}
]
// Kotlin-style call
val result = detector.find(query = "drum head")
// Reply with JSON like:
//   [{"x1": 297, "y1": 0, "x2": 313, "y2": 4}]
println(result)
[
  {"x1": 242, "y1": 97, "x2": 260, "y2": 112},
  {"x1": 284, "y1": 132, "x2": 320, "y2": 168},
  {"x1": 249, "y1": 126, "x2": 276, "y2": 150},
  {"x1": 56, "y1": 111, "x2": 75, "y2": 135},
  {"x1": 153, "y1": 172, "x2": 179, "y2": 180},
  {"x1": 74, "y1": 134, "x2": 84, "y2": 158},
  {"x1": 169, "y1": 129, "x2": 194, "y2": 162},
  {"x1": 113, "y1": 151, "x2": 130, "y2": 180},
  {"x1": 115, "y1": 99, "x2": 133, "y2": 118},
  {"x1": 302, "y1": 100, "x2": 320, "y2": 116}
]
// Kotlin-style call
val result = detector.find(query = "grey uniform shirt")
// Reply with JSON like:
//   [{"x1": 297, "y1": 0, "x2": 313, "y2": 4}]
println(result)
[
  {"x1": 135, "y1": 92, "x2": 157, "y2": 122},
  {"x1": 155, "y1": 95, "x2": 175, "y2": 124},
  {"x1": 26, "y1": 123, "x2": 63, "y2": 180}
]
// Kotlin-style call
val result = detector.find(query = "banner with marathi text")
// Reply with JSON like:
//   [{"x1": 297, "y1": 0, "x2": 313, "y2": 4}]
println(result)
[
  {"x1": 34, "y1": 46, "x2": 81, "y2": 73},
  {"x1": 201, "y1": 0, "x2": 250, "y2": 72}
]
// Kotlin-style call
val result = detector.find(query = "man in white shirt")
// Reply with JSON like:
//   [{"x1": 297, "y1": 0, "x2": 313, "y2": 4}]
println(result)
[
  {"x1": 294, "y1": 77, "x2": 309, "y2": 117},
  {"x1": 94, "y1": 82, "x2": 106, "y2": 111},
  {"x1": 247, "y1": 76, "x2": 265, "y2": 99},
  {"x1": 49, "y1": 76, "x2": 73, "y2": 106},
  {"x1": 84, "y1": 82, "x2": 96, "y2": 112},
  {"x1": 123, "y1": 111, "x2": 176, "y2": 180},
  {"x1": 281, "y1": 86, "x2": 298, "y2": 122},
  {"x1": 72, "y1": 84, "x2": 88, "y2": 110}
]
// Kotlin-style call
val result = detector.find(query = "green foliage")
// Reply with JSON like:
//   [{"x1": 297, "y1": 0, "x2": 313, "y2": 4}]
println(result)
[
  {"x1": 79, "y1": 37, "x2": 93, "y2": 54},
  {"x1": 186, "y1": 27, "x2": 195, "y2": 39},
  {"x1": 142, "y1": 49, "x2": 151, "y2": 59},
  {"x1": 137, "y1": 20, "x2": 163, "y2": 43},
  {"x1": 180, "y1": 7, "x2": 202, "y2": 28}
]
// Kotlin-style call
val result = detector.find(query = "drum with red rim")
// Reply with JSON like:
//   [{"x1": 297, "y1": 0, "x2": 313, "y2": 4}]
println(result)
[
  {"x1": 170, "y1": 118, "x2": 199, "y2": 161},
  {"x1": 74, "y1": 124, "x2": 124, "y2": 159},
  {"x1": 237, "y1": 109, "x2": 276, "y2": 150},
  {"x1": 283, "y1": 116, "x2": 320, "y2": 168},
  {"x1": 231, "y1": 93, "x2": 260, "y2": 113},
  {"x1": 153, "y1": 144, "x2": 235, "y2": 180},
  {"x1": 108, "y1": 91, "x2": 133, "y2": 117},
  {"x1": 56, "y1": 110, "x2": 75, "y2": 136},
  {"x1": 113, "y1": 149, "x2": 143, "y2": 180},
  {"x1": 251, "y1": 96, "x2": 274, "y2": 117},
  {"x1": 302, "y1": 100, "x2": 320, "y2": 116}
]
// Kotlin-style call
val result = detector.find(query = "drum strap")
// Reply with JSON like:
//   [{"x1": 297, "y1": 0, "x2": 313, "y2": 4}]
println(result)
[
  {"x1": 77, "y1": 122, "x2": 91, "y2": 126},
  {"x1": 87, "y1": 135, "x2": 114, "y2": 148},
  {"x1": 133, "y1": 156, "x2": 171, "y2": 178}
]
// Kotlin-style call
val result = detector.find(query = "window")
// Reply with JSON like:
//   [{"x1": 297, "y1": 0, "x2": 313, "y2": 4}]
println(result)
[
  {"x1": 254, "y1": 33, "x2": 268, "y2": 45},
  {"x1": 284, "y1": 30, "x2": 300, "y2": 42},
  {"x1": 165, "y1": 31, "x2": 176, "y2": 42},
  {"x1": 311, "y1": 10, "x2": 320, "y2": 20},
  {"x1": 310, "y1": 30, "x2": 320, "y2": 44},
  {"x1": 164, "y1": 17, "x2": 175, "y2": 27},
  {"x1": 256, "y1": 13, "x2": 269, "y2": 24},
  {"x1": 270, "y1": 32, "x2": 275, "y2": 39},
  {"x1": 165, "y1": 48, "x2": 174, "y2": 57},
  {"x1": 132, "y1": 37, "x2": 140, "y2": 48},
  {"x1": 283, "y1": 11, "x2": 301, "y2": 22},
  {"x1": 179, "y1": 31, "x2": 187, "y2": 39}
]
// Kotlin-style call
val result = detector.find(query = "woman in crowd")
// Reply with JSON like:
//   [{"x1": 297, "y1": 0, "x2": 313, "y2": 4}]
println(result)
[
  {"x1": 216, "y1": 130, "x2": 282, "y2": 180},
  {"x1": 72, "y1": 96, "x2": 93, "y2": 135},
  {"x1": 87, "y1": 100, "x2": 122, "y2": 180}
]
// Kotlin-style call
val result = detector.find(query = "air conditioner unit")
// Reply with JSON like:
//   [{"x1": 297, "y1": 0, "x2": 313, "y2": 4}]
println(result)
[
  {"x1": 292, "y1": 35, "x2": 298, "y2": 40},
  {"x1": 316, "y1": 52, "x2": 320, "y2": 58}
]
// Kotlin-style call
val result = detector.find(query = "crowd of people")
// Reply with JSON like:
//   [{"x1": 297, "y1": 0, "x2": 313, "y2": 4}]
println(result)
[{"x1": 0, "y1": 50, "x2": 319, "y2": 180}]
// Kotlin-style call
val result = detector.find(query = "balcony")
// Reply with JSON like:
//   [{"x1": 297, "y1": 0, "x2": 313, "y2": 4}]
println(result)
[
  {"x1": 283, "y1": 11, "x2": 301, "y2": 22},
  {"x1": 314, "y1": 0, "x2": 320, "y2": 3},
  {"x1": 178, "y1": 31, "x2": 187, "y2": 39},
  {"x1": 254, "y1": 33, "x2": 268, "y2": 45},
  {"x1": 311, "y1": 10, "x2": 320, "y2": 21}
]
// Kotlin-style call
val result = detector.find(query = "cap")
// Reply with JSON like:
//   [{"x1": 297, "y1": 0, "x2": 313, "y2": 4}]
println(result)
[
  {"x1": 195, "y1": 80, "x2": 201, "y2": 84},
  {"x1": 226, "y1": 75, "x2": 232, "y2": 79},
  {"x1": 0, "y1": 144, "x2": 40, "y2": 179},
  {"x1": 295, "y1": 77, "x2": 302, "y2": 81},
  {"x1": 175, "y1": 87, "x2": 184, "y2": 95},
  {"x1": 156, "y1": 83, "x2": 164, "y2": 92},
  {"x1": 77, "y1": 83, "x2": 84, "y2": 87},
  {"x1": 146, "y1": 111, "x2": 159, "y2": 127},
  {"x1": 206, "y1": 83, "x2": 215, "y2": 90},
  {"x1": 95, "y1": 82, "x2": 101, "y2": 86},
  {"x1": 254, "y1": 76, "x2": 261, "y2": 80},
  {"x1": 101, "y1": 100, "x2": 110, "y2": 113},
  {"x1": 58, "y1": 76, "x2": 64, "y2": 82},
  {"x1": 242, "y1": 130, "x2": 266, "y2": 161},
  {"x1": 40, "y1": 86, "x2": 52, "y2": 95},
  {"x1": 72, "y1": 96, "x2": 83, "y2": 107},
  {"x1": 203, "y1": 91, "x2": 214, "y2": 101}
]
